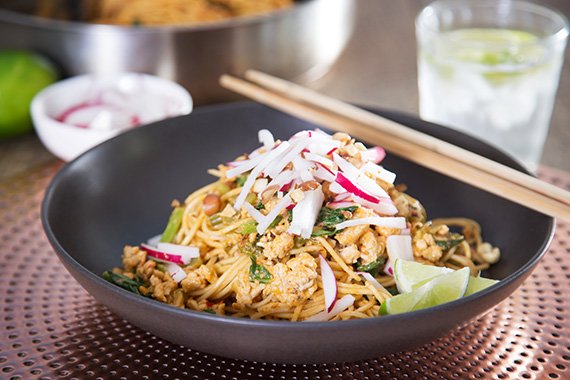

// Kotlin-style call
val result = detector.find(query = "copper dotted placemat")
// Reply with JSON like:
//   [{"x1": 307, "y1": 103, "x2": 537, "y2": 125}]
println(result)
[{"x1": 1, "y1": 162, "x2": 569, "y2": 380}]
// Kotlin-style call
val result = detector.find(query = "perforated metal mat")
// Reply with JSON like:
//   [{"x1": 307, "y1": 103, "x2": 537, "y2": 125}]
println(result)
[{"x1": 1, "y1": 162, "x2": 569, "y2": 380}]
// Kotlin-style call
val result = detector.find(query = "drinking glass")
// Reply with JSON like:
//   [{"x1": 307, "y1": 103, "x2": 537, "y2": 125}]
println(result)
[{"x1": 416, "y1": 0, "x2": 569, "y2": 171}]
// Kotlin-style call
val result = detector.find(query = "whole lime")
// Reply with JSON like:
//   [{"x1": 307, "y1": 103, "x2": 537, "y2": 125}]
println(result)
[{"x1": 0, "y1": 50, "x2": 58, "y2": 138}]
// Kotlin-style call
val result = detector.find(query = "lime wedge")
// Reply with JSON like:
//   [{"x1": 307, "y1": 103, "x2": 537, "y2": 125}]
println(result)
[
  {"x1": 465, "y1": 276, "x2": 498, "y2": 297},
  {"x1": 380, "y1": 267, "x2": 470, "y2": 315},
  {"x1": 394, "y1": 259, "x2": 453, "y2": 294}
]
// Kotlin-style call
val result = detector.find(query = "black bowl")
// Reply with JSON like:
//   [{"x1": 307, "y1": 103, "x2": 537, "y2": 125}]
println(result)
[{"x1": 41, "y1": 102, "x2": 554, "y2": 364}]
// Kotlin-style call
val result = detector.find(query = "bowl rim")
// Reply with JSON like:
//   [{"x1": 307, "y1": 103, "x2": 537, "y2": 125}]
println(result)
[
  {"x1": 0, "y1": 0, "x2": 317, "y2": 34},
  {"x1": 41, "y1": 101, "x2": 556, "y2": 331}
]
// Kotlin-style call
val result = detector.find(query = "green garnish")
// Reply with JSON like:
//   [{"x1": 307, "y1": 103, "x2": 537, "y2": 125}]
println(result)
[
  {"x1": 236, "y1": 175, "x2": 248, "y2": 187},
  {"x1": 160, "y1": 207, "x2": 184, "y2": 243},
  {"x1": 255, "y1": 201, "x2": 265, "y2": 210},
  {"x1": 238, "y1": 215, "x2": 282, "y2": 234},
  {"x1": 356, "y1": 257, "x2": 386, "y2": 277},
  {"x1": 103, "y1": 271, "x2": 146, "y2": 295},
  {"x1": 317, "y1": 206, "x2": 358, "y2": 228},
  {"x1": 239, "y1": 221, "x2": 257, "y2": 234},
  {"x1": 249, "y1": 256, "x2": 272, "y2": 284},
  {"x1": 310, "y1": 206, "x2": 358, "y2": 236},
  {"x1": 435, "y1": 233, "x2": 465, "y2": 251},
  {"x1": 204, "y1": 308, "x2": 216, "y2": 314}
]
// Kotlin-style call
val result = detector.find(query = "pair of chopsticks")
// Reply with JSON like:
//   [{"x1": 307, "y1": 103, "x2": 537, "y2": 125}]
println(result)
[{"x1": 219, "y1": 70, "x2": 570, "y2": 221}]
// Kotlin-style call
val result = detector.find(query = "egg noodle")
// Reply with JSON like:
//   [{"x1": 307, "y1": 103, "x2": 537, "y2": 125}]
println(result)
[{"x1": 107, "y1": 129, "x2": 500, "y2": 321}]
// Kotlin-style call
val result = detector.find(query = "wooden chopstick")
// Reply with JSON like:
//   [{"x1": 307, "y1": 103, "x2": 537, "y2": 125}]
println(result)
[
  {"x1": 245, "y1": 69, "x2": 570, "y2": 207},
  {"x1": 219, "y1": 73, "x2": 570, "y2": 221}
]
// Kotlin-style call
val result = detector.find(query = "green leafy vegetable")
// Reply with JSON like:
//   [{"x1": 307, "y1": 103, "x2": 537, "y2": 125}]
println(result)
[
  {"x1": 103, "y1": 271, "x2": 146, "y2": 295},
  {"x1": 249, "y1": 256, "x2": 272, "y2": 284},
  {"x1": 255, "y1": 201, "x2": 265, "y2": 210},
  {"x1": 160, "y1": 207, "x2": 184, "y2": 243},
  {"x1": 203, "y1": 308, "x2": 216, "y2": 314},
  {"x1": 356, "y1": 257, "x2": 386, "y2": 276},
  {"x1": 311, "y1": 226, "x2": 337, "y2": 237},
  {"x1": 435, "y1": 233, "x2": 465, "y2": 251},
  {"x1": 317, "y1": 206, "x2": 358, "y2": 228},
  {"x1": 236, "y1": 175, "x2": 248, "y2": 187}
]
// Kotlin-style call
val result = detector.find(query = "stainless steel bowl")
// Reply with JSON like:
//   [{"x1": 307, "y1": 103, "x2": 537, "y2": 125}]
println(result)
[{"x1": 0, "y1": 0, "x2": 355, "y2": 104}]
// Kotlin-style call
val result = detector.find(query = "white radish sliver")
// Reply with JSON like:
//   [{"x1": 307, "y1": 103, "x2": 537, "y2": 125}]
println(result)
[
  {"x1": 361, "y1": 162, "x2": 396, "y2": 184},
  {"x1": 258, "y1": 129, "x2": 275, "y2": 149},
  {"x1": 243, "y1": 203, "x2": 265, "y2": 224},
  {"x1": 166, "y1": 262, "x2": 187, "y2": 283},
  {"x1": 233, "y1": 142, "x2": 291, "y2": 210},
  {"x1": 358, "y1": 272, "x2": 390, "y2": 293},
  {"x1": 225, "y1": 152, "x2": 267, "y2": 179},
  {"x1": 266, "y1": 138, "x2": 311, "y2": 178},
  {"x1": 333, "y1": 153, "x2": 389, "y2": 198},
  {"x1": 288, "y1": 187, "x2": 324, "y2": 238},
  {"x1": 386, "y1": 235, "x2": 414, "y2": 263},
  {"x1": 305, "y1": 295, "x2": 355, "y2": 322},
  {"x1": 256, "y1": 194, "x2": 291, "y2": 234}
]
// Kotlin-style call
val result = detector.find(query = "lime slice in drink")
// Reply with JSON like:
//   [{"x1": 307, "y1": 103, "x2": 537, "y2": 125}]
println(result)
[
  {"x1": 394, "y1": 258, "x2": 453, "y2": 294},
  {"x1": 380, "y1": 267, "x2": 470, "y2": 315},
  {"x1": 465, "y1": 276, "x2": 498, "y2": 297}
]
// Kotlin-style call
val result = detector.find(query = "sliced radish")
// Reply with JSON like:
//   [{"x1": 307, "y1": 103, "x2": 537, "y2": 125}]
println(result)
[
  {"x1": 288, "y1": 187, "x2": 324, "y2": 238},
  {"x1": 384, "y1": 259, "x2": 394, "y2": 276},
  {"x1": 313, "y1": 165, "x2": 336, "y2": 183},
  {"x1": 258, "y1": 129, "x2": 275, "y2": 150},
  {"x1": 233, "y1": 142, "x2": 291, "y2": 210},
  {"x1": 358, "y1": 271, "x2": 390, "y2": 293},
  {"x1": 361, "y1": 162, "x2": 396, "y2": 184},
  {"x1": 335, "y1": 172, "x2": 380, "y2": 204},
  {"x1": 305, "y1": 295, "x2": 355, "y2": 322},
  {"x1": 225, "y1": 152, "x2": 268, "y2": 179},
  {"x1": 335, "y1": 217, "x2": 406, "y2": 230},
  {"x1": 319, "y1": 255, "x2": 338, "y2": 312},
  {"x1": 165, "y1": 262, "x2": 187, "y2": 283},
  {"x1": 327, "y1": 201, "x2": 358, "y2": 209},
  {"x1": 350, "y1": 195, "x2": 399, "y2": 216},
  {"x1": 333, "y1": 153, "x2": 389, "y2": 198},
  {"x1": 363, "y1": 146, "x2": 386, "y2": 164},
  {"x1": 243, "y1": 203, "x2": 265, "y2": 224},
  {"x1": 265, "y1": 138, "x2": 311, "y2": 178},
  {"x1": 256, "y1": 194, "x2": 291, "y2": 234},
  {"x1": 386, "y1": 235, "x2": 414, "y2": 265},
  {"x1": 303, "y1": 152, "x2": 335, "y2": 170},
  {"x1": 140, "y1": 243, "x2": 199, "y2": 266},
  {"x1": 146, "y1": 234, "x2": 162, "y2": 247}
]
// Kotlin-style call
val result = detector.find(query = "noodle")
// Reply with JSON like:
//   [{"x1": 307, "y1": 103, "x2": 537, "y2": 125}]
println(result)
[{"x1": 106, "y1": 129, "x2": 500, "y2": 321}]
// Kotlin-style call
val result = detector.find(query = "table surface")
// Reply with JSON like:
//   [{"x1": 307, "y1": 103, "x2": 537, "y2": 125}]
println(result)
[
  {"x1": 0, "y1": 163, "x2": 569, "y2": 379},
  {"x1": 2, "y1": 0, "x2": 570, "y2": 181}
]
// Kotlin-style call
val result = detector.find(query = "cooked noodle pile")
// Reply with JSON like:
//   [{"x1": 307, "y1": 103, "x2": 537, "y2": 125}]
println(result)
[
  {"x1": 36, "y1": 0, "x2": 293, "y2": 26},
  {"x1": 107, "y1": 129, "x2": 500, "y2": 321}
]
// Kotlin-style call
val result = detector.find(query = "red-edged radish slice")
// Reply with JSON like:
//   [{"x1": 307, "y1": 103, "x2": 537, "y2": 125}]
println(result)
[
  {"x1": 305, "y1": 295, "x2": 355, "y2": 322},
  {"x1": 327, "y1": 201, "x2": 359, "y2": 209},
  {"x1": 335, "y1": 217, "x2": 406, "y2": 230},
  {"x1": 335, "y1": 172, "x2": 380, "y2": 204},
  {"x1": 165, "y1": 262, "x2": 187, "y2": 283},
  {"x1": 333, "y1": 153, "x2": 389, "y2": 198},
  {"x1": 351, "y1": 195, "x2": 399, "y2": 216},
  {"x1": 140, "y1": 243, "x2": 199, "y2": 266},
  {"x1": 364, "y1": 146, "x2": 386, "y2": 164},
  {"x1": 319, "y1": 255, "x2": 338, "y2": 312}
]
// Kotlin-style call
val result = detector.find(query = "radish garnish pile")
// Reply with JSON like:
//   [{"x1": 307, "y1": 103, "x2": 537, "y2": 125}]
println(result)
[{"x1": 229, "y1": 129, "x2": 401, "y2": 238}]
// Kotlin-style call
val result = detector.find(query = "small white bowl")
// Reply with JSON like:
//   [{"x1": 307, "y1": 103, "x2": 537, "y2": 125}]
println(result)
[{"x1": 31, "y1": 73, "x2": 192, "y2": 161}]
